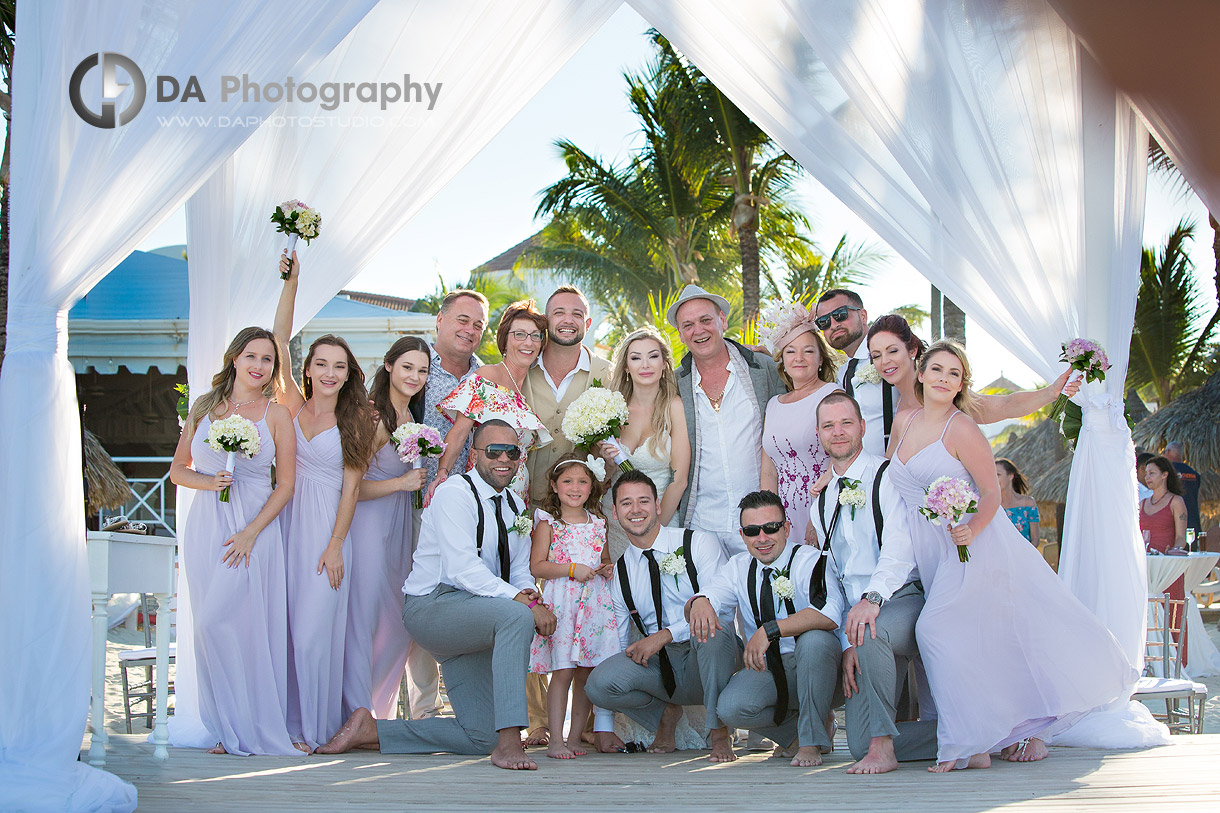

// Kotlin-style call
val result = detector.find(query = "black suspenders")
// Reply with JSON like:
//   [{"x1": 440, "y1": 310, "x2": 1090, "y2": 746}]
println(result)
[{"x1": 460, "y1": 474, "x2": 518, "y2": 557}]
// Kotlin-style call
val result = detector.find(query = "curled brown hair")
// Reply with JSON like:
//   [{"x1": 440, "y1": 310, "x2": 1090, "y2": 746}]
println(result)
[
  {"x1": 189, "y1": 327, "x2": 280, "y2": 431},
  {"x1": 866, "y1": 313, "x2": 926, "y2": 363},
  {"x1": 540, "y1": 453, "x2": 606, "y2": 522},
  {"x1": 995, "y1": 458, "x2": 1029, "y2": 495},
  {"x1": 368, "y1": 336, "x2": 429, "y2": 436},
  {"x1": 1146, "y1": 456, "x2": 1184, "y2": 496},
  {"x1": 495, "y1": 299, "x2": 549, "y2": 355},
  {"x1": 301, "y1": 335, "x2": 375, "y2": 471}
]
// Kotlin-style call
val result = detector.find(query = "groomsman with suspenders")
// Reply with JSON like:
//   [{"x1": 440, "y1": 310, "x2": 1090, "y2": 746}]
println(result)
[
  {"x1": 687, "y1": 491, "x2": 843, "y2": 767},
  {"x1": 585, "y1": 471, "x2": 740, "y2": 761},
  {"x1": 812, "y1": 392, "x2": 937, "y2": 774},
  {"x1": 318, "y1": 421, "x2": 557, "y2": 771}
]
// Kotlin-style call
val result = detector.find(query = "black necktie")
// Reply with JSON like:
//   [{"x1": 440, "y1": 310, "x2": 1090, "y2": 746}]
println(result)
[
  {"x1": 844, "y1": 358, "x2": 858, "y2": 397},
  {"x1": 759, "y1": 567, "x2": 789, "y2": 725},
  {"x1": 490, "y1": 495, "x2": 511, "y2": 583},
  {"x1": 824, "y1": 477, "x2": 850, "y2": 542},
  {"x1": 642, "y1": 549, "x2": 677, "y2": 697}
]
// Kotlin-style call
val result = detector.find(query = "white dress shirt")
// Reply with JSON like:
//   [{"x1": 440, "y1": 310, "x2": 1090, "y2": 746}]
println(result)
[
  {"x1": 814, "y1": 451, "x2": 918, "y2": 650},
  {"x1": 697, "y1": 543, "x2": 842, "y2": 656},
  {"x1": 610, "y1": 526, "x2": 728, "y2": 650},
  {"x1": 536, "y1": 345, "x2": 592, "y2": 402},
  {"x1": 691, "y1": 359, "x2": 762, "y2": 535},
  {"x1": 837, "y1": 342, "x2": 889, "y2": 458},
  {"x1": 403, "y1": 469, "x2": 533, "y2": 600}
]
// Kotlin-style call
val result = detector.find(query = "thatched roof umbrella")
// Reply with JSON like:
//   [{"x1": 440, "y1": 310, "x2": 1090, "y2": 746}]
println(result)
[
  {"x1": 1132, "y1": 370, "x2": 1220, "y2": 473},
  {"x1": 83, "y1": 429, "x2": 132, "y2": 515},
  {"x1": 993, "y1": 417, "x2": 1071, "y2": 478}
]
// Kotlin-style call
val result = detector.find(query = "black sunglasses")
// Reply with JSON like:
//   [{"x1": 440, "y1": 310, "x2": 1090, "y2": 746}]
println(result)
[
  {"x1": 741, "y1": 520, "x2": 785, "y2": 537},
  {"x1": 475, "y1": 444, "x2": 522, "y2": 461},
  {"x1": 814, "y1": 305, "x2": 862, "y2": 331}
]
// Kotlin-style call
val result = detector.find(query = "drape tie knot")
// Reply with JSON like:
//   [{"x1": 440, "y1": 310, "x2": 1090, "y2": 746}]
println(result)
[{"x1": 4, "y1": 303, "x2": 69, "y2": 357}]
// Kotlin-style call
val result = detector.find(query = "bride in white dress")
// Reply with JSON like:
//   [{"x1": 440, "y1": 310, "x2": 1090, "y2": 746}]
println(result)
[{"x1": 600, "y1": 327, "x2": 706, "y2": 749}]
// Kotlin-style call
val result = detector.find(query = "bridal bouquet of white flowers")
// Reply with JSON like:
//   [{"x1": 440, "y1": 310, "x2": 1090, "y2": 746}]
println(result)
[
  {"x1": 205, "y1": 414, "x2": 261, "y2": 502},
  {"x1": 271, "y1": 199, "x2": 322, "y2": 279},
  {"x1": 561, "y1": 385, "x2": 633, "y2": 471}
]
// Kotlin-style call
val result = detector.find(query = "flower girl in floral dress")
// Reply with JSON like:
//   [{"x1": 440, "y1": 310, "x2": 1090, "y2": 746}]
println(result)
[{"x1": 529, "y1": 455, "x2": 619, "y2": 759}]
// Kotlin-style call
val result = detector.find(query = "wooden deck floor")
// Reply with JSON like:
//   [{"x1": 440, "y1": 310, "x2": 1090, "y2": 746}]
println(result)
[{"x1": 84, "y1": 733, "x2": 1220, "y2": 811}]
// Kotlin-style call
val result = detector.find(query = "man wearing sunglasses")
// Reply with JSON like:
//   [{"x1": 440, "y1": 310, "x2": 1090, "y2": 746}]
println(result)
[
  {"x1": 815, "y1": 289, "x2": 1082, "y2": 457},
  {"x1": 585, "y1": 471, "x2": 738, "y2": 761},
  {"x1": 687, "y1": 491, "x2": 843, "y2": 768},
  {"x1": 319, "y1": 420, "x2": 556, "y2": 771},
  {"x1": 812, "y1": 392, "x2": 935, "y2": 774}
]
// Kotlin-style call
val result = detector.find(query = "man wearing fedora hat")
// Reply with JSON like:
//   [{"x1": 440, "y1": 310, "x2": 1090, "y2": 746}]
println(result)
[{"x1": 668, "y1": 285, "x2": 786, "y2": 559}]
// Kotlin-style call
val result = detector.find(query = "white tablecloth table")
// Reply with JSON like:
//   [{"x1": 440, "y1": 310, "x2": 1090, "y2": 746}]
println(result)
[
  {"x1": 1145, "y1": 552, "x2": 1220, "y2": 678},
  {"x1": 87, "y1": 530, "x2": 177, "y2": 765}
]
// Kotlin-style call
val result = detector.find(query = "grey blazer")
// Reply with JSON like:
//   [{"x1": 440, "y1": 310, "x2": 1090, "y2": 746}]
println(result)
[{"x1": 675, "y1": 338, "x2": 786, "y2": 524}]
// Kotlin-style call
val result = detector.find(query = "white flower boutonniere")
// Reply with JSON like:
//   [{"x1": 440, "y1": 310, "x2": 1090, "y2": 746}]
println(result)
[
  {"x1": 659, "y1": 548, "x2": 686, "y2": 587},
  {"x1": 771, "y1": 573, "x2": 795, "y2": 602},
  {"x1": 512, "y1": 511, "x2": 533, "y2": 537},
  {"x1": 855, "y1": 363, "x2": 883, "y2": 387},
  {"x1": 838, "y1": 478, "x2": 866, "y2": 520}
]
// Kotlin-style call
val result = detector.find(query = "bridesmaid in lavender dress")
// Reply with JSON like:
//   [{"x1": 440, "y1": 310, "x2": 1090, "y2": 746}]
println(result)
[
  {"x1": 759, "y1": 300, "x2": 841, "y2": 544},
  {"x1": 170, "y1": 327, "x2": 299, "y2": 756},
  {"x1": 343, "y1": 336, "x2": 430, "y2": 720},
  {"x1": 885, "y1": 340, "x2": 1134, "y2": 772},
  {"x1": 274, "y1": 253, "x2": 375, "y2": 751}
]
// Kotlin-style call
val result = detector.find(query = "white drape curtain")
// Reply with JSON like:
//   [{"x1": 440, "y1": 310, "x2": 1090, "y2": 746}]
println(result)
[
  {"x1": 630, "y1": 0, "x2": 1164, "y2": 744},
  {"x1": 171, "y1": 0, "x2": 620, "y2": 747},
  {"x1": 0, "y1": 2, "x2": 380, "y2": 808}
]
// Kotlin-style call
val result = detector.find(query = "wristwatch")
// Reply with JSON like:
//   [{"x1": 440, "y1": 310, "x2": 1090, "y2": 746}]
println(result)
[{"x1": 862, "y1": 591, "x2": 883, "y2": 607}]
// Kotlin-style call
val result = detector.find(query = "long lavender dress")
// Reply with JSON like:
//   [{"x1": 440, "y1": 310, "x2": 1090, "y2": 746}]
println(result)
[
  {"x1": 889, "y1": 412, "x2": 1136, "y2": 765},
  {"x1": 184, "y1": 409, "x2": 298, "y2": 756},
  {"x1": 762, "y1": 381, "x2": 840, "y2": 538},
  {"x1": 342, "y1": 440, "x2": 416, "y2": 719},
  {"x1": 282, "y1": 418, "x2": 352, "y2": 750}
]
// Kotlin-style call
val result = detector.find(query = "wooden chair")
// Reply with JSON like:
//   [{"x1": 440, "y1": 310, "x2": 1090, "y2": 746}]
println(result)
[
  {"x1": 118, "y1": 643, "x2": 176, "y2": 733},
  {"x1": 1132, "y1": 593, "x2": 1206, "y2": 734},
  {"x1": 1191, "y1": 564, "x2": 1220, "y2": 608}
]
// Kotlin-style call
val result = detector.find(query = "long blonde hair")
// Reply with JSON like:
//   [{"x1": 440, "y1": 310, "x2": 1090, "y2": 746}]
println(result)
[
  {"x1": 915, "y1": 339, "x2": 982, "y2": 417},
  {"x1": 188, "y1": 327, "x2": 281, "y2": 431},
  {"x1": 610, "y1": 327, "x2": 678, "y2": 456}
]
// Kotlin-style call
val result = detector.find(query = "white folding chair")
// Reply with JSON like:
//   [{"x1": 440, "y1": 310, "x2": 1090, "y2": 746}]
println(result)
[
  {"x1": 1132, "y1": 593, "x2": 1206, "y2": 734},
  {"x1": 118, "y1": 643, "x2": 176, "y2": 733}
]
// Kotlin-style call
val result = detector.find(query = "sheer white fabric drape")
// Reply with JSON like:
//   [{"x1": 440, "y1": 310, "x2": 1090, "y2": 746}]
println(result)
[
  {"x1": 172, "y1": 0, "x2": 620, "y2": 747},
  {"x1": 631, "y1": 0, "x2": 1164, "y2": 744},
  {"x1": 0, "y1": 2, "x2": 379, "y2": 808}
]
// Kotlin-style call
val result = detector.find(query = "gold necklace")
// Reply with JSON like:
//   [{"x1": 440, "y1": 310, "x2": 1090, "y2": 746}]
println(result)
[{"x1": 502, "y1": 362, "x2": 525, "y2": 396}]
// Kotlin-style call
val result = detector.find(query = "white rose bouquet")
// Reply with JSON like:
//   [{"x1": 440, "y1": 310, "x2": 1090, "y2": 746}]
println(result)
[
  {"x1": 561, "y1": 385, "x2": 633, "y2": 471},
  {"x1": 271, "y1": 199, "x2": 322, "y2": 279},
  {"x1": 205, "y1": 414, "x2": 262, "y2": 502},
  {"x1": 770, "y1": 570, "x2": 795, "y2": 602}
]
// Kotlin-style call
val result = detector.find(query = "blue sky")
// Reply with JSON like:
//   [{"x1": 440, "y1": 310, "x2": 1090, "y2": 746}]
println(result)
[{"x1": 137, "y1": 4, "x2": 1214, "y2": 389}]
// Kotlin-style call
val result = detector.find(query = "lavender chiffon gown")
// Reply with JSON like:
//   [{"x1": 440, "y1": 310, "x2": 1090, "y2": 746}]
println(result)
[
  {"x1": 889, "y1": 412, "x2": 1136, "y2": 765},
  {"x1": 184, "y1": 410, "x2": 298, "y2": 756},
  {"x1": 282, "y1": 419, "x2": 352, "y2": 750},
  {"x1": 342, "y1": 440, "x2": 416, "y2": 719}
]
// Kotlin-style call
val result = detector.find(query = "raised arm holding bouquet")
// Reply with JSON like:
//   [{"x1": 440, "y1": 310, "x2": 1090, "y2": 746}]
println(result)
[{"x1": 272, "y1": 199, "x2": 322, "y2": 279}]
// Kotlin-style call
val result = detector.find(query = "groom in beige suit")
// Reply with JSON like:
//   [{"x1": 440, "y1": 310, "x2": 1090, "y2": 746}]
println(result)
[{"x1": 520, "y1": 284, "x2": 616, "y2": 749}]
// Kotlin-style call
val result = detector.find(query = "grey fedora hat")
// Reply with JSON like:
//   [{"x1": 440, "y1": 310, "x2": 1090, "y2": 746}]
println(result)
[{"x1": 666, "y1": 284, "x2": 731, "y2": 329}]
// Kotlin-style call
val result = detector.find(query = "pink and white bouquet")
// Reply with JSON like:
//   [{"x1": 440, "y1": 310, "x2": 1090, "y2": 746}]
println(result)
[
  {"x1": 1050, "y1": 338, "x2": 1112, "y2": 446},
  {"x1": 917, "y1": 476, "x2": 979, "y2": 562},
  {"x1": 271, "y1": 199, "x2": 322, "y2": 279},
  {"x1": 392, "y1": 422, "x2": 446, "y2": 509},
  {"x1": 561, "y1": 385, "x2": 633, "y2": 471},
  {"x1": 205, "y1": 414, "x2": 261, "y2": 502}
]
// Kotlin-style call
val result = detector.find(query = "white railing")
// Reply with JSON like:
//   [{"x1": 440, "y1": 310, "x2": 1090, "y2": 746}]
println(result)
[{"x1": 99, "y1": 457, "x2": 176, "y2": 535}]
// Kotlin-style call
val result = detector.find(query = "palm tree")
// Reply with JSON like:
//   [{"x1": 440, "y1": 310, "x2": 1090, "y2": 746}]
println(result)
[{"x1": 1127, "y1": 219, "x2": 1218, "y2": 405}]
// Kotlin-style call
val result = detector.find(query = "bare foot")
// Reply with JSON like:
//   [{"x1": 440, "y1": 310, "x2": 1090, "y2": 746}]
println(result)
[
  {"x1": 315, "y1": 708, "x2": 379, "y2": 753},
  {"x1": 772, "y1": 741, "x2": 798, "y2": 759},
  {"x1": 207, "y1": 742, "x2": 228, "y2": 755},
  {"x1": 581, "y1": 729, "x2": 597, "y2": 747},
  {"x1": 649, "y1": 704, "x2": 683, "y2": 753},
  {"x1": 1001, "y1": 738, "x2": 1048, "y2": 763},
  {"x1": 565, "y1": 739, "x2": 587, "y2": 757},
  {"x1": 790, "y1": 746, "x2": 823, "y2": 767},
  {"x1": 708, "y1": 728, "x2": 737, "y2": 763},
  {"x1": 847, "y1": 737, "x2": 898, "y2": 775},
  {"x1": 929, "y1": 753, "x2": 990, "y2": 773},
  {"x1": 547, "y1": 743, "x2": 577, "y2": 759},
  {"x1": 293, "y1": 742, "x2": 313, "y2": 754},
  {"x1": 524, "y1": 726, "x2": 550, "y2": 747},
  {"x1": 491, "y1": 742, "x2": 538, "y2": 770},
  {"x1": 595, "y1": 731, "x2": 627, "y2": 753}
]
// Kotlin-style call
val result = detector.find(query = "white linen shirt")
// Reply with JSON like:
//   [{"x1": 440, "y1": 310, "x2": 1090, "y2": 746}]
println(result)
[
  {"x1": 536, "y1": 345, "x2": 592, "y2": 402},
  {"x1": 838, "y1": 342, "x2": 888, "y2": 458},
  {"x1": 610, "y1": 526, "x2": 728, "y2": 650},
  {"x1": 697, "y1": 543, "x2": 842, "y2": 656},
  {"x1": 403, "y1": 468, "x2": 533, "y2": 600},
  {"x1": 690, "y1": 360, "x2": 762, "y2": 535},
  {"x1": 814, "y1": 451, "x2": 918, "y2": 650}
]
